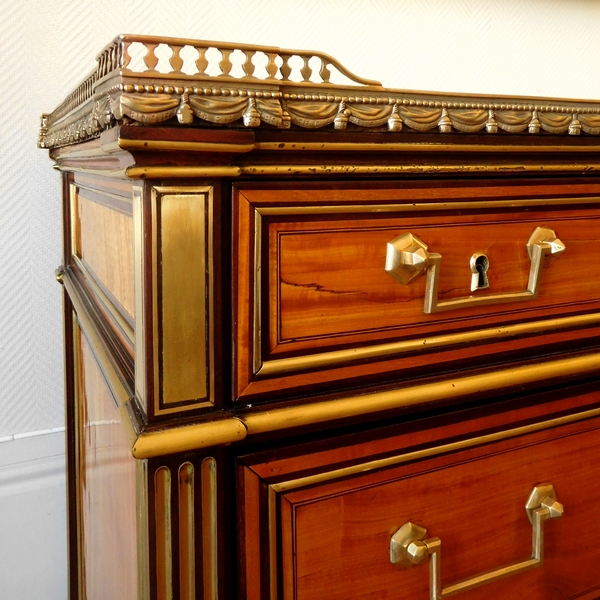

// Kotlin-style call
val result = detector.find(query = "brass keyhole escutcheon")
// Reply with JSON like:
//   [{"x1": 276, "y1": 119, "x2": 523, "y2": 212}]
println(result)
[
  {"x1": 470, "y1": 253, "x2": 490, "y2": 292},
  {"x1": 385, "y1": 227, "x2": 564, "y2": 313}
]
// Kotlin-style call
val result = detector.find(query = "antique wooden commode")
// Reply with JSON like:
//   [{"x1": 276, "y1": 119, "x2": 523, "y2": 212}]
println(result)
[{"x1": 40, "y1": 34, "x2": 600, "y2": 599}]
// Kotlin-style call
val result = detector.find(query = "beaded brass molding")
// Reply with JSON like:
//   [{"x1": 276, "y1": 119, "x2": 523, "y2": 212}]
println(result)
[{"x1": 39, "y1": 34, "x2": 600, "y2": 150}]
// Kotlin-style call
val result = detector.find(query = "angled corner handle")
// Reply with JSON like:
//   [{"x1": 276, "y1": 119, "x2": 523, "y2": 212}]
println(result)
[
  {"x1": 389, "y1": 484, "x2": 563, "y2": 599},
  {"x1": 384, "y1": 227, "x2": 565, "y2": 314}
]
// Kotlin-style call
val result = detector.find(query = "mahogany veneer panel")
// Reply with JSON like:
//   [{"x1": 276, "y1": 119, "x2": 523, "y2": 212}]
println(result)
[
  {"x1": 76, "y1": 188, "x2": 135, "y2": 318},
  {"x1": 77, "y1": 328, "x2": 139, "y2": 600},
  {"x1": 240, "y1": 404, "x2": 600, "y2": 600},
  {"x1": 284, "y1": 423, "x2": 600, "y2": 600},
  {"x1": 234, "y1": 182, "x2": 600, "y2": 401},
  {"x1": 273, "y1": 210, "x2": 600, "y2": 341}
]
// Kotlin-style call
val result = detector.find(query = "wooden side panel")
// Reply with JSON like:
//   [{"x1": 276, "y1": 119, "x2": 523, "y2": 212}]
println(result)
[
  {"x1": 76, "y1": 327, "x2": 139, "y2": 600},
  {"x1": 77, "y1": 195, "x2": 134, "y2": 317},
  {"x1": 73, "y1": 181, "x2": 134, "y2": 320}
]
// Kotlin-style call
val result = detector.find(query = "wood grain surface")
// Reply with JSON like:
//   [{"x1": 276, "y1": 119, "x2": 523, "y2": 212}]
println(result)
[
  {"x1": 76, "y1": 190, "x2": 134, "y2": 318},
  {"x1": 285, "y1": 424, "x2": 600, "y2": 600},
  {"x1": 240, "y1": 393, "x2": 600, "y2": 600},
  {"x1": 77, "y1": 330, "x2": 139, "y2": 600},
  {"x1": 233, "y1": 180, "x2": 600, "y2": 401},
  {"x1": 272, "y1": 210, "x2": 599, "y2": 342}
]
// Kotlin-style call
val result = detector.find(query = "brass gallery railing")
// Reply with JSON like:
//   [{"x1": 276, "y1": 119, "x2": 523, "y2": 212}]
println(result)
[
  {"x1": 46, "y1": 34, "x2": 381, "y2": 127},
  {"x1": 40, "y1": 34, "x2": 600, "y2": 149}
]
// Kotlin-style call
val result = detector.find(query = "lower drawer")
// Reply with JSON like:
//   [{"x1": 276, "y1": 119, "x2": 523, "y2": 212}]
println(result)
[{"x1": 239, "y1": 405, "x2": 600, "y2": 600}]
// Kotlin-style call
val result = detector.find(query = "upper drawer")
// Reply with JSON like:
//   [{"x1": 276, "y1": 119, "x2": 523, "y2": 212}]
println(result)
[{"x1": 233, "y1": 180, "x2": 600, "y2": 402}]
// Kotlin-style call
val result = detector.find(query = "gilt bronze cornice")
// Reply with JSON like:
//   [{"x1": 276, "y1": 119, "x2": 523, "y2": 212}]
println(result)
[{"x1": 39, "y1": 34, "x2": 600, "y2": 151}]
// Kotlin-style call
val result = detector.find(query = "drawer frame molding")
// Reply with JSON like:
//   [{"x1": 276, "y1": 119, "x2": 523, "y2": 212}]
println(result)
[
  {"x1": 243, "y1": 195, "x2": 600, "y2": 386},
  {"x1": 245, "y1": 416, "x2": 598, "y2": 599}
]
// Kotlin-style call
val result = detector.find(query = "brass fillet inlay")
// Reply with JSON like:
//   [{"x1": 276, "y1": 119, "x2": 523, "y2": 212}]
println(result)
[
  {"x1": 240, "y1": 164, "x2": 600, "y2": 176},
  {"x1": 255, "y1": 196, "x2": 600, "y2": 216},
  {"x1": 126, "y1": 166, "x2": 242, "y2": 179},
  {"x1": 72, "y1": 319, "x2": 86, "y2": 600},
  {"x1": 133, "y1": 186, "x2": 147, "y2": 411},
  {"x1": 132, "y1": 419, "x2": 247, "y2": 459},
  {"x1": 154, "y1": 466, "x2": 173, "y2": 600},
  {"x1": 178, "y1": 463, "x2": 195, "y2": 600},
  {"x1": 268, "y1": 486, "x2": 278, "y2": 600},
  {"x1": 271, "y1": 405, "x2": 600, "y2": 493},
  {"x1": 243, "y1": 352, "x2": 600, "y2": 434},
  {"x1": 159, "y1": 190, "x2": 209, "y2": 406},
  {"x1": 253, "y1": 213, "x2": 263, "y2": 375},
  {"x1": 201, "y1": 457, "x2": 218, "y2": 600},
  {"x1": 118, "y1": 138, "x2": 254, "y2": 154},
  {"x1": 253, "y1": 142, "x2": 600, "y2": 153},
  {"x1": 150, "y1": 401, "x2": 213, "y2": 417},
  {"x1": 257, "y1": 313, "x2": 600, "y2": 377},
  {"x1": 136, "y1": 460, "x2": 151, "y2": 600},
  {"x1": 69, "y1": 182, "x2": 79, "y2": 259}
]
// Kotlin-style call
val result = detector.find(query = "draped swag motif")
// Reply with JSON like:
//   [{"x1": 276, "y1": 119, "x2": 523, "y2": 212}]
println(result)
[
  {"x1": 580, "y1": 114, "x2": 600, "y2": 134},
  {"x1": 347, "y1": 104, "x2": 393, "y2": 128},
  {"x1": 111, "y1": 92, "x2": 600, "y2": 135},
  {"x1": 41, "y1": 89, "x2": 600, "y2": 149},
  {"x1": 286, "y1": 101, "x2": 339, "y2": 128},
  {"x1": 113, "y1": 93, "x2": 180, "y2": 123},
  {"x1": 188, "y1": 95, "x2": 249, "y2": 124}
]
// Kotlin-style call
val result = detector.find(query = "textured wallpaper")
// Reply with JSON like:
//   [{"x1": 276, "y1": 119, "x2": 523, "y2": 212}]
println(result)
[{"x1": 3, "y1": 0, "x2": 600, "y2": 437}]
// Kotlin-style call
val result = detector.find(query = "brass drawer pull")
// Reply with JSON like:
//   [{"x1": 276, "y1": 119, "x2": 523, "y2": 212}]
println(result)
[
  {"x1": 385, "y1": 227, "x2": 565, "y2": 314},
  {"x1": 390, "y1": 484, "x2": 563, "y2": 599}
]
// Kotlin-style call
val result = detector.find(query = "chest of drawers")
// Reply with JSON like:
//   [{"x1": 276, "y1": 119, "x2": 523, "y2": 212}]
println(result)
[{"x1": 40, "y1": 35, "x2": 600, "y2": 599}]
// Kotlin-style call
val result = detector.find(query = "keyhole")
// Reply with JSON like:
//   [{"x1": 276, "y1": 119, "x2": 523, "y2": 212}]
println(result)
[{"x1": 470, "y1": 254, "x2": 490, "y2": 292}]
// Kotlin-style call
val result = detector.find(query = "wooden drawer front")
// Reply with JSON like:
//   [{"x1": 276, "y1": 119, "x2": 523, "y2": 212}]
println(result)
[
  {"x1": 240, "y1": 413, "x2": 600, "y2": 600},
  {"x1": 234, "y1": 182, "x2": 600, "y2": 401}
]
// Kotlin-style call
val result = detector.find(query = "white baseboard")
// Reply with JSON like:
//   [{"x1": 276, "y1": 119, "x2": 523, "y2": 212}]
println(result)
[
  {"x1": 0, "y1": 428, "x2": 66, "y2": 495},
  {"x1": 0, "y1": 430, "x2": 68, "y2": 599}
]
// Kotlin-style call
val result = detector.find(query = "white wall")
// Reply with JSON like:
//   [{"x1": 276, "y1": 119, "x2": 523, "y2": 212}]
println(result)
[
  {"x1": 0, "y1": 431, "x2": 67, "y2": 598},
  {"x1": 2, "y1": 1, "x2": 600, "y2": 597}
]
